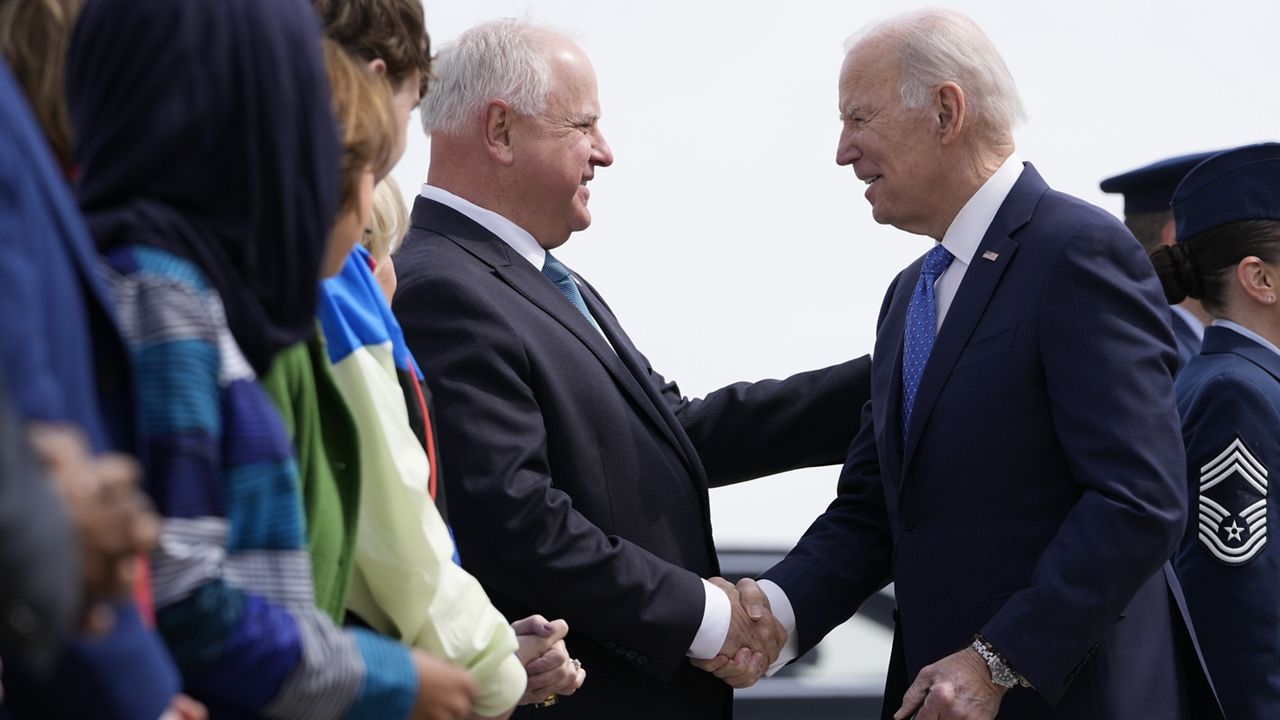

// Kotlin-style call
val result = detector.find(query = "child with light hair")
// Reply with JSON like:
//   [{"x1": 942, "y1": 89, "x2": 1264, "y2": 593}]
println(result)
[{"x1": 363, "y1": 176, "x2": 409, "y2": 304}]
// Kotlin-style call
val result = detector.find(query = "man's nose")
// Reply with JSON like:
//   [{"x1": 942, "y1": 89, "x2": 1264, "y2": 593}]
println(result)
[
  {"x1": 592, "y1": 129, "x2": 614, "y2": 167},
  {"x1": 835, "y1": 131, "x2": 859, "y2": 166}
]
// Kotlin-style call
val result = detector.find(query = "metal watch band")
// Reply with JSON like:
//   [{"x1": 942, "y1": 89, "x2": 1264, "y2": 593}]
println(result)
[{"x1": 971, "y1": 635, "x2": 1030, "y2": 689}]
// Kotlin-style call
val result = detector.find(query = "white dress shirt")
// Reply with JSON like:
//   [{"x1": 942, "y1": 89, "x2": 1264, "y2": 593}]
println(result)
[
  {"x1": 419, "y1": 184, "x2": 726, "y2": 658},
  {"x1": 420, "y1": 184, "x2": 547, "y2": 269},
  {"x1": 757, "y1": 154, "x2": 1025, "y2": 674}
]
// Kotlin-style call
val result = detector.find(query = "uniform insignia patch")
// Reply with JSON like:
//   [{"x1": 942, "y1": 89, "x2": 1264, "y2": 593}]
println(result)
[{"x1": 1198, "y1": 436, "x2": 1268, "y2": 566}]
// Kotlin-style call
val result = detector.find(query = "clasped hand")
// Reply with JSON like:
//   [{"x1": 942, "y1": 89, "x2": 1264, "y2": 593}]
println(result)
[{"x1": 690, "y1": 577, "x2": 786, "y2": 688}]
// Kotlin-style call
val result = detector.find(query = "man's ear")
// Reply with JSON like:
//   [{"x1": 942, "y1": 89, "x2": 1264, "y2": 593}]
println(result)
[
  {"x1": 484, "y1": 100, "x2": 516, "y2": 165},
  {"x1": 935, "y1": 82, "x2": 966, "y2": 144},
  {"x1": 366, "y1": 57, "x2": 388, "y2": 77}
]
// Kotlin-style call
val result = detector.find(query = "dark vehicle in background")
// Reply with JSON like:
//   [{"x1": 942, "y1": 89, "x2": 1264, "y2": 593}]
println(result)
[{"x1": 719, "y1": 549, "x2": 893, "y2": 720}]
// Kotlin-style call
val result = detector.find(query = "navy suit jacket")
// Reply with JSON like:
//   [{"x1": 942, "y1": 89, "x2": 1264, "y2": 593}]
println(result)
[
  {"x1": 392, "y1": 196, "x2": 871, "y2": 719},
  {"x1": 1174, "y1": 326, "x2": 1280, "y2": 719},
  {"x1": 763, "y1": 165, "x2": 1221, "y2": 718}
]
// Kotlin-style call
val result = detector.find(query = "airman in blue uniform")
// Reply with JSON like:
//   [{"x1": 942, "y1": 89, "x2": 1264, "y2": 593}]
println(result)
[
  {"x1": 1154, "y1": 142, "x2": 1280, "y2": 719},
  {"x1": 1102, "y1": 150, "x2": 1221, "y2": 369}
]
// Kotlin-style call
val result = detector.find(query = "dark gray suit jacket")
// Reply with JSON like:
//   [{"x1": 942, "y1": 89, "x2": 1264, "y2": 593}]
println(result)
[{"x1": 393, "y1": 196, "x2": 871, "y2": 719}]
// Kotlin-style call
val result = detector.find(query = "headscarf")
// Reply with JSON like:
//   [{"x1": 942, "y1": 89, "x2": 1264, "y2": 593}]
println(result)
[{"x1": 67, "y1": 0, "x2": 340, "y2": 376}]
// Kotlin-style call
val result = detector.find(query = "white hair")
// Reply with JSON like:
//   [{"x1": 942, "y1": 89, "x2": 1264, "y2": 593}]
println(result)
[
  {"x1": 846, "y1": 8, "x2": 1026, "y2": 137},
  {"x1": 419, "y1": 19, "x2": 558, "y2": 135}
]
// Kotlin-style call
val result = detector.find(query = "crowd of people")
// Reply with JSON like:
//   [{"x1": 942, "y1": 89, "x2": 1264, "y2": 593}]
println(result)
[{"x1": 0, "y1": 1, "x2": 1277, "y2": 719}]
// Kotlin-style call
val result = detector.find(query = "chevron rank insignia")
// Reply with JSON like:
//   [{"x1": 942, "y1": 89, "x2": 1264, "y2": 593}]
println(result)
[{"x1": 1198, "y1": 436, "x2": 1268, "y2": 566}]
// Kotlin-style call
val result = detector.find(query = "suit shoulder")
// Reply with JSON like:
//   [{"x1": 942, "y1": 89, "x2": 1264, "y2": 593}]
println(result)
[
  {"x1": 395, "y1": 226, "x2": 463, "y2": 270},
  {"x1": 391, "y1": 239, "x2": 521, "y2": 342},
  {"x1": 1021, "y1": 189, "x2": 1145, "y2": 273},
  {"x1": 394, "y1": 227, "x2": 496, "y2": 289},
  {"x1": 1180, "y1": 356, "x2": 1280, "y2": 404},
  {"x1": 1036, "y1": 189, "x2": 1132, "y2": 241}
]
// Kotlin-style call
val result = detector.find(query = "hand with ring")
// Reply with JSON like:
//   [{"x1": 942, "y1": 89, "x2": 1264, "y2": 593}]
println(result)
[
  {"x1": 532, "y1": 660, "x2": 582, "y2": 709},
  {"x1": 512, "y1": 615, "x2": 587, "y2": 706}
]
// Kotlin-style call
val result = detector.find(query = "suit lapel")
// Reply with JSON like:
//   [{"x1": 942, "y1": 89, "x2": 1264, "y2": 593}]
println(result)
[
  {"x1": 900, "y1": 165, "x2": 1046, "y2": 469},
  {"x1": 410, "y1": 197, "x2": 699, "y2": 471},
  {"x1": 577, "y1": 280, "x2": 704, "y2": 479}
]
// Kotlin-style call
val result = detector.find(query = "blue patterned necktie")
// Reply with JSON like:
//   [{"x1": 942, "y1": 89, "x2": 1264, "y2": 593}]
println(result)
[
  {"x1": 542, "y1": 252, "x2": 599, "y2": 330},
  {"x1": 902, "y1": 244, "x2": 954, "y2": 435}
]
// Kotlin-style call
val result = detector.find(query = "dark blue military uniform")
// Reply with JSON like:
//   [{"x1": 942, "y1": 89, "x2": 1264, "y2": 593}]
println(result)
[
  {"x1": 1174, "y1": 324, "x2": 1280, "y2": 719},
  {"x1": 1167, "y1": 143, "x2": 1280, "y2": 719}
]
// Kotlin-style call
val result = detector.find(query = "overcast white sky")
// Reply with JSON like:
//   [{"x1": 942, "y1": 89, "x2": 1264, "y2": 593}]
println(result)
[{"x1": 394, "y1": 0, "x2": 1280, "y2": 548}]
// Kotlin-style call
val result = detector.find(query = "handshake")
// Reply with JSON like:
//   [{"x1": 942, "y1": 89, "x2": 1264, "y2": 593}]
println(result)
[{"x1": 691, "y1": 577, "x2": 786, "y2": 689}]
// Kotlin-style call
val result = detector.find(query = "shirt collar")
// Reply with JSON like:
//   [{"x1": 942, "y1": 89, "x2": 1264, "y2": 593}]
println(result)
[
  {"x1": 419, "y1": 184, "x2": 547, "y2": 270},
  {"x1": 940, "y1": 153, "x2": 1024, "y2": 267},
  {"x1": 1212, "y1": 319, "x2": 1280, "y2": 360}
]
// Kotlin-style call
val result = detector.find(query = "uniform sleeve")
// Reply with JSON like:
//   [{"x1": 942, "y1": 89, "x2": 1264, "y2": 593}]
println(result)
[
  {"x1": 1174, "y1": 370, "x2": 1280, "y2": 719},
  {"x1": 113, "y1": 268, "x2": 416, "y2": 720}
]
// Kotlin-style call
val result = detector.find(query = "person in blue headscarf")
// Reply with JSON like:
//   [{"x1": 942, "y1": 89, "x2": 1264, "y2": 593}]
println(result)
[
  {"x1": 1155, "y1": 142, "x2": 1280, "y2": 719},
  {"x1": 0, "y1": 51, "x2": 184, "y2": 720},
  {"x1": 67, "y1": 0, "x2": 445, "y2": 717}
]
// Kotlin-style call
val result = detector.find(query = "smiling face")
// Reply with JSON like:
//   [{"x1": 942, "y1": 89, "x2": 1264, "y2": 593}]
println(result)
[
  {"x1": 505, "y1": 37, "x2": 613, "y2": 249},
  {"x1": 836, "y1": 40, "x2": 947, "y2": 237}
]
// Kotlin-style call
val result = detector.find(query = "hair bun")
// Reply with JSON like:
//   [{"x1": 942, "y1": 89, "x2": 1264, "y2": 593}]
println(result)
[{"x1": 1151, "y1": 243, "x2": 1203, "y2": 304}]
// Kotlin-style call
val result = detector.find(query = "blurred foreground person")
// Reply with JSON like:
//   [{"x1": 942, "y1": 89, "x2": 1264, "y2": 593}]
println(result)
[
  {"x1": 68, "y1": 0, "x2": 446, "y2": 716},
  {"x1": 0, "y1": 40, "x2": 183, "y2": 717}
]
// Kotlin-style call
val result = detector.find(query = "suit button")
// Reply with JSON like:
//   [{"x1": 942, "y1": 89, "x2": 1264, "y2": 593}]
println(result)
[
  {"x1": 900, "y1": 513, "x2": 917, "y2": 531},
  {"x1": 636, "y1": 655, "x2": 648, "y2": 666},
  {"x1": 616, "y1": 646, "x2": 627, "y2": 656},
  {"x1": 603, "y1": 641, "x2": 616, "y2": 649},
  {"x1": 625, "y1": 650, "x2": 637, "y2": 660}
]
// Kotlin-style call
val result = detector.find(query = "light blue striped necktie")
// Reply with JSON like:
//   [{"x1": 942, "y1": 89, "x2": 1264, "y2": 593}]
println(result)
[
  {"x1": 902, "y1": 244, "x2": 954, "y2": 435},
  {"x1": 542, "y1": 252, "x2": 599, "y2": 330}
]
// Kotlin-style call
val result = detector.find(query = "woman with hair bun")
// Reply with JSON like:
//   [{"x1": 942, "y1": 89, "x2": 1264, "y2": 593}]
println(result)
[{"x1": 1157, "y1": 142, "x2": 1280, "y2": 720}]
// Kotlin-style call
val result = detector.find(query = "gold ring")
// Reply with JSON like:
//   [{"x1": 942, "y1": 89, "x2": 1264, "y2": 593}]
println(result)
[{"x1": 534, "y1": 694, "x2": 558, "y2": 708}]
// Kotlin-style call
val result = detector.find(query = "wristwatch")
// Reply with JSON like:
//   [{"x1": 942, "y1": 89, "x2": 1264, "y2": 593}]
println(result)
[{"x1": 971, "y1": 635, "x2": 1030, "y2": 689}]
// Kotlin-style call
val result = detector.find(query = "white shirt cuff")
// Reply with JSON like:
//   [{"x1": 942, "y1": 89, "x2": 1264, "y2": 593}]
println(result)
[
  {"x1": 686, "y1": 579, "x2": 730, "y2": 659},
  {"x1": 757, "y1": 579, "x2": 799, "y2": 675}
]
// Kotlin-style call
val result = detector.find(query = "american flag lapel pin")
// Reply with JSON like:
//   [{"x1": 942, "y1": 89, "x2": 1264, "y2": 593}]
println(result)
[{"x1": 982, "y1": 250, "x2": 999, "y2": 261}]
